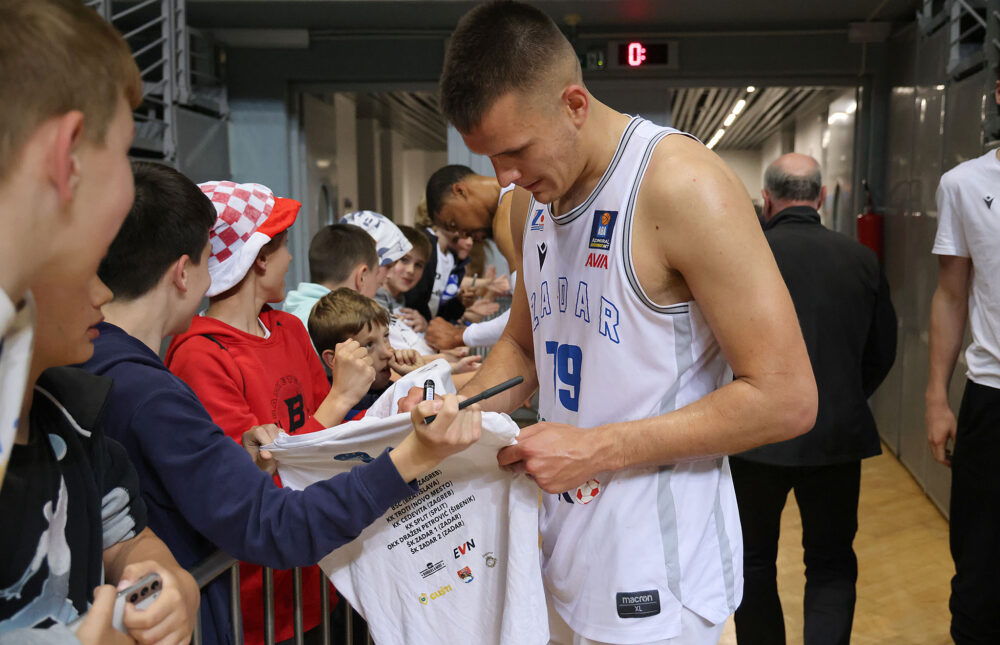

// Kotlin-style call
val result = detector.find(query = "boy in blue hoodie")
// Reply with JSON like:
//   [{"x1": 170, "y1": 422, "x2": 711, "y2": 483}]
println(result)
[{"x1": 79, "y1": 162, "x2": 482, "y2": 644}]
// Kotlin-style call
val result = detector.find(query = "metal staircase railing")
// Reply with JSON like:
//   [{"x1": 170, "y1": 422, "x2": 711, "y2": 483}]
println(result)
[{"x1": 84, "y1": 0, "x2": 229, "y2": 164}]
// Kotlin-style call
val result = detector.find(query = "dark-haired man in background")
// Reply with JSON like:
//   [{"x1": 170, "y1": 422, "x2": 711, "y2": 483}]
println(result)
[
  {"x1": 730, "y1": 153, "x2": 896, "y2": 645},
  {"x1": 440, "y1": 2, "x2": 817, "y2": 643}
]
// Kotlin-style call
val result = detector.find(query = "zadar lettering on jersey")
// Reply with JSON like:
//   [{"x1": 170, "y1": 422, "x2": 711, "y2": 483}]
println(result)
[{"x1": 530, "y1": 278, "x2": 621, "y2": 344}]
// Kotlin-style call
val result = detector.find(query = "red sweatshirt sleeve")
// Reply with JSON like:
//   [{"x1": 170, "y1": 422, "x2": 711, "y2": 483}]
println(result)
[{"x1": 167, "y1": 336, "x2": 262, "y2": 442}]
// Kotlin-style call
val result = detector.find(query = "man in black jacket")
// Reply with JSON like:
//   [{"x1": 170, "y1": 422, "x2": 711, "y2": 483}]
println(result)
[{"x1": 731, "y1": 153, "x2": 897, "y2": 645}]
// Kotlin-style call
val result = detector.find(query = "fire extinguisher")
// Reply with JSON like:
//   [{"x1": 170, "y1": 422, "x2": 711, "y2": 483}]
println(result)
[{"x1": 856, "y1": 179, "x2": 883, "y2": 262}]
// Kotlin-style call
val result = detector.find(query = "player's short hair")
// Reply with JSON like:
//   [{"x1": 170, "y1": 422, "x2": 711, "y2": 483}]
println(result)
[
  {"x1": 308, "y1": 287, "x2": 390, "y2": 354},
  {"x1": 309, "y1": 224, "x2": 378, "y2": 285},
  {"x1": 99, "y1": 162, "x2": 215, "y2": 301},
  {"x1": 0, "y1": 0, "x2": 142, "y2": 179},
  {"x1": 425, "y1": 165, "x2": 475, "y2": 222},
  {"x1": 764, "y1": 161, "x2": 823, "y2": 202},
  {"x1": 398, "y1": 225, "x2": 432, "y2": 262},
  {"x1": 440, "y1": 1, "x2": 577, "y2": 132}
]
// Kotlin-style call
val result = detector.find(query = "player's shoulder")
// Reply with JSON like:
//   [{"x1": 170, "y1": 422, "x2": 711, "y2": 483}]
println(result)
[
  {"x1": 940, "y1": 150, "x2": 996, "y2": 188},
  {"x1": 641, "y1": 132, "x2": 747, "y2": 224},
  {"x1": 647, "y1": 134, "x2": 735, "y2": 190}
]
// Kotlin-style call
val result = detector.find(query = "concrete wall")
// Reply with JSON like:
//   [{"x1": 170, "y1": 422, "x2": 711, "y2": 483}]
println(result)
[{"x1": 717, "y1": 149, "x2": 763, "y2": 202}]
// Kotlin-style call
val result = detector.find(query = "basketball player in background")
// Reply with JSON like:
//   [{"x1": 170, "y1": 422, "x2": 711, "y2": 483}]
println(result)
[{"x1": 442, "y1": 2, "x2": 817, "y2": 644}]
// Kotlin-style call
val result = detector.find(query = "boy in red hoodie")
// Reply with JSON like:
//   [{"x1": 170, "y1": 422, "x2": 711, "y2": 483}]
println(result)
[{"x1": 165, "y1": 180, "x2": 372, "y2": 644}]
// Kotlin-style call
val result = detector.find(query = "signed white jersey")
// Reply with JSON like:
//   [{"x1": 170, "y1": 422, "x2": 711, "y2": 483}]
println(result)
[
  {"x1": 520, "y1": 117, "x2": 742, "y2": 643},
  {"x1": 268, "y1": 361, "x2": 548, "y2": 645}
]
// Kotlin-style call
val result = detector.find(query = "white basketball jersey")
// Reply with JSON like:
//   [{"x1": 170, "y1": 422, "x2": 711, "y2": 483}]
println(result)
[{"x1": 521, "y1": 117, "x2": 742, "y2": 642}]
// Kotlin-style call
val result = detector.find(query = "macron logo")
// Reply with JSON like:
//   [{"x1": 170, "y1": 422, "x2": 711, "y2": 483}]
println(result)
[{"x1": 985, "y1": 195, "x2": 994, "y2": 209}]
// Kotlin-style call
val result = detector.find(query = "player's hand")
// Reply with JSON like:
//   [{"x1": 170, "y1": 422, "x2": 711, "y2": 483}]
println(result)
[
  {"x1": 75, "y1": 585, "x2": 135, "y2": 645},
  {"x1": 328, "y1": 339, "x2": 375, "y2": 405},
  {"x1": 389, "y1": 349, "x2": 423, "y2": 375},
  {"x1": 119, "y1": 561, "x2": 198, "y2": 645},
  {"x1": 425, "y1": 317, "x2": 465, "y2": 350},
  {"x1": 398, "y1": 308, "x2": 427, "y2": 333},
  {"x1": 497, "y1": 422, "x2": 600, "y2": 494},
  {"x1": 927, "y1": 401, "x2": 957, "y2": 467},
  {"x1": 450, "y1": 355, "x2": 482, "y2": 374},
  {"x1": 241, "y1": 424, "x2": 280, "y2": 475}
]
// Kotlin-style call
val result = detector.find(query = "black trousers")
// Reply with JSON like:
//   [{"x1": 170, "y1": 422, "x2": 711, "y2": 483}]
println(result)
[
  {"x1": 950, "y1": 380, "x2": 1000, "y2": 644},
  {"x1": 730, "y1": 457, "x2": 861, "y2": 645}
]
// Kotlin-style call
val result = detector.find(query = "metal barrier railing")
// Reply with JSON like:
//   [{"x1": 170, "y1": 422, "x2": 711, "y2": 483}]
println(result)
[{"x1": 188, "y1": 552, "x2": 371, "y2": 645}]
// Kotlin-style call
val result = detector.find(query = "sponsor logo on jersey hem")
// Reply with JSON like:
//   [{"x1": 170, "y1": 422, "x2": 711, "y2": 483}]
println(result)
[
  {"x1": 585, "y1": 252, "x2": 608, "y2": 269},
  {"x1": 530, "y1": 208, "x2": 545, "y2": 231},
  {"x1": 537, "y1": 243, "x2": 548, "y2": 270},
  {"x1": 616, "y1": 590, "x2": 661, "y2": 618},
  {"x1": 589, "y1": 210, "x2": 618, "y2": 250},
  {"x1": 419, "y1": 560, "x2": 446, "y2": 579}
]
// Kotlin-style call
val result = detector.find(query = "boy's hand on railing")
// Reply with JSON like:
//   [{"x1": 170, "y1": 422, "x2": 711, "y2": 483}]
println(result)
[
  {"x1": 119, "y1": 561, "x2": 199, "y2": 645},
  {"x1": 241, "y1": 424, "x2": 281, "y2": 474},
  {"x1": 75, "y1": 585, "x2": 135, "y2": 645},
  {"x1": 389, "y1": 394, "x2": 481, "y2": 482}
]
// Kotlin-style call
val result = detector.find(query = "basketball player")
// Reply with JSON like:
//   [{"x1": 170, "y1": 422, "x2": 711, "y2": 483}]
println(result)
[{"x1": 443, "y1": 3, "x2": 817, "y2": 644}]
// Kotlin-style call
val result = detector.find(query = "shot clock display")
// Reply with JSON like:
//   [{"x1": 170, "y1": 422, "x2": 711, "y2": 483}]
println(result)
[{"x1": 611, "y1": 40, "x2": 677, "y2": 69}]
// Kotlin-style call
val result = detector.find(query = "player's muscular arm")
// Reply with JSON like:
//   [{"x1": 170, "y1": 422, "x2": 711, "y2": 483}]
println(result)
[
  {"x1": 926, "y1": 255, "x2": 971, "y2": 466},
  {"x1": 459, "y1": 187, "x2": 537, "y2": 411},
  {"x1": 612, "y1": 141, "x2": 816, "y2": 463},
  {"x1": 498, "y1": 139, "x2": 816, "y2": 492}
]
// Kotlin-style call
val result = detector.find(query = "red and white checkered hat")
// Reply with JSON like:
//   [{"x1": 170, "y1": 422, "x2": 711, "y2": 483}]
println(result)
[{"x1": 198, "y1": 180, "x2": 301, "y2": 297}]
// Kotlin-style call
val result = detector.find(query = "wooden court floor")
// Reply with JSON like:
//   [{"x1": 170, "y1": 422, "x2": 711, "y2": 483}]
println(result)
[{"x1": 718, "y1": 445, "x2": 953, "y2": 644}]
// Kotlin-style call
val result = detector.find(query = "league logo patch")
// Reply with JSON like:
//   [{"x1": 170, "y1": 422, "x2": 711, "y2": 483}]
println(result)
[
  {"x1": 457, "y1": 566, "x2": 474, "y2": 583},
  {"x1": 589, "y1": 210, "x2": 618, "y2": 250},
  {"x1": 530, "y1": 208, "x2": 545, "y2": 231}
]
